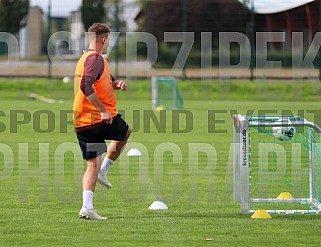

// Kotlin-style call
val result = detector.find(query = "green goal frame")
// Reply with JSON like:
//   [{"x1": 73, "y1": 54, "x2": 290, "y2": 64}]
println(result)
[
  {"x1": 151, "y1": 76, "x2": 183, "y2": 110},
  {"x1": 233, "y1": 114, "x2": 321, "y2": 214}
]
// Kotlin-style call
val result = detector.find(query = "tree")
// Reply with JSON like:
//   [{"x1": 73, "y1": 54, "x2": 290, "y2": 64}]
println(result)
[
  {"x1": 0, "y1": 0, "x2": 29, "y2": 34},
  {"x1": 104, "y1": 0, "x2": 126, "y2": 32},
  {"x1": 137, "y1": 0, "x2": 249, "y2": 48},
  {"x1": 81, "y1": 0, "x2": 106, "y2": 32},
  {"x1": 135, "y1": 0, "x2": 250, "y2": 67}
]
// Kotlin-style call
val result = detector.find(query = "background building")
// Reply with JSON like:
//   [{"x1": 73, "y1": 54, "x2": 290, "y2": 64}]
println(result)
[
  {"x1": 243, "y1": 0, "x2": 318, "y2": 49},
  {"x1": 20, "y1": 6, "x2": 43, "y2": 58}
]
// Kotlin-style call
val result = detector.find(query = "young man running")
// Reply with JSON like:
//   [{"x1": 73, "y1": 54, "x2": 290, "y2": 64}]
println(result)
[{"x1": 73, "y1": 23, "x2": 131, "y2": 220}]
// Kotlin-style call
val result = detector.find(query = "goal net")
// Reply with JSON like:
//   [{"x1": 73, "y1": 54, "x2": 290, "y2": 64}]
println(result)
[
  {"x1": 152, "y1": 77, "x2": 183, "y2": 110},
  {"x1": 233, "y1": 114, "x2": 321, "y2": 214}
]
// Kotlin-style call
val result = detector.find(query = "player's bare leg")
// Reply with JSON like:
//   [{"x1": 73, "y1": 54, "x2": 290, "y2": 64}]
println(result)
[
  {"x1": 79, "y1": 156, "x2": 107, "y2": 220},
  {"x1": 97, "y1": 128, "x2": 131, "y2": 189},
  {"x1": 83, "y1": 156, "x2": 102, "y2": 191},
  {"x1": 107, "y1": 128, "x2": 131, "y2": 161}
]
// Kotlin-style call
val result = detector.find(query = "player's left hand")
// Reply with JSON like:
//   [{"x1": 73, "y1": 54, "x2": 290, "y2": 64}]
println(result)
[{"x1": 116, "y1": 80, "x2": 127, "y2": 91}]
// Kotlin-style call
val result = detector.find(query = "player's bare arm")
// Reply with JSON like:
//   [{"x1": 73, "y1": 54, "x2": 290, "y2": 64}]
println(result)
[{"x1": 86, "y1": 93, "x2": 113, "y2": 124}]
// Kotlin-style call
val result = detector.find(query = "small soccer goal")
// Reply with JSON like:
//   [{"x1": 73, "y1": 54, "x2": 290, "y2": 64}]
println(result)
[
  {"x1": 232, "y1": 114, "x2": 321, "y2": 214},
  {"x1": 151, "y1": 76, "x2": 183, "y2": 110}
]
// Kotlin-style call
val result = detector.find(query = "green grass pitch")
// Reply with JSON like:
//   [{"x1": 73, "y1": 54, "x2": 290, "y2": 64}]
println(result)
[{"x1": 1, "y1": 79, "x2": 321, "y2": 246}]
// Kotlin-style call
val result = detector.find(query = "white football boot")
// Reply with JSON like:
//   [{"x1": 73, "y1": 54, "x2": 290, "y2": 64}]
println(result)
[
  {"x1": 79, "y1": 207, "x2": 107, "y2": 220},
  {"x1": 97, "y1": 172, "x2": 113, "y2": 189}
]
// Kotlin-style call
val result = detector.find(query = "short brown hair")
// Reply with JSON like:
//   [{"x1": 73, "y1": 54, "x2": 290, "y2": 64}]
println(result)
[{"x1": 88, "y1": 23, "x2": 111, "y2": 37}]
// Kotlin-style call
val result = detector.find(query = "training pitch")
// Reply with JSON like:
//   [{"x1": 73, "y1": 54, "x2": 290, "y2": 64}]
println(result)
[{"x1": 1, "y1": 79, "x2": 321, "y2": 246}]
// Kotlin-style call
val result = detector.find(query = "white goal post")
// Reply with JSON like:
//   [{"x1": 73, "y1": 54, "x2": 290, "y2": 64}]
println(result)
[{"x1": 232, "y1": 114, "x2": 321, "y2": 214}]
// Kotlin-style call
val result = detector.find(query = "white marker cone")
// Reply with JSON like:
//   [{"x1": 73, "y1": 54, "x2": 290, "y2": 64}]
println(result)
[
  {"x1": 127, "y1": 148, "x2": 142, "y2": 156},
  {"x1": 148, "y1": 201, "x2": 168, "y2": 210}
]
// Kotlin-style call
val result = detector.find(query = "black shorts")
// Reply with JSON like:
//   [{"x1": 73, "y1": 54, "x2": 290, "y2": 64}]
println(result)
[{"x1": 76, "y1": 114, "x2": 129, "y2": 160}]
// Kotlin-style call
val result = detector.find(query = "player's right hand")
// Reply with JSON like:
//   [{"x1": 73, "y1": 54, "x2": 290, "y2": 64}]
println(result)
[{"x1": 100, "y1": 110, "x2": 113, "y2": 124}]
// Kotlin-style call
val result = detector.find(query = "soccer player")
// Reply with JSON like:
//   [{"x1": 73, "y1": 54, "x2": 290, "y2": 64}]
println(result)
[{"x1": 73, "y1": 23, "x2": 131, "y2": 220}]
